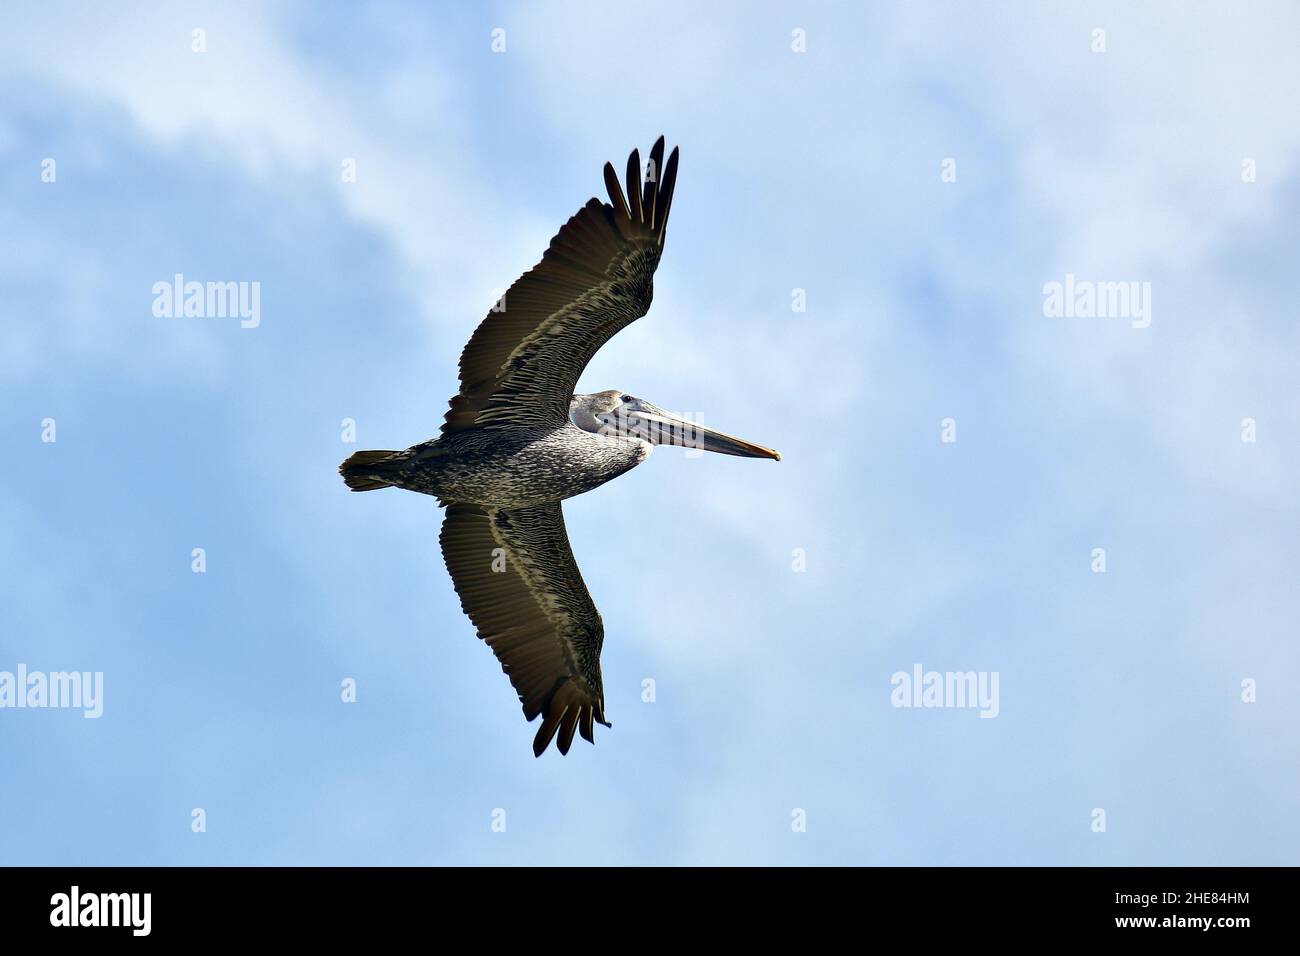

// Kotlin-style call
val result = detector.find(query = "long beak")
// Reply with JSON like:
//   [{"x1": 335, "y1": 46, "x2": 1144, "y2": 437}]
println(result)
[{"x1": 629, "y1": 408, "x2": 782, "y2": 460}]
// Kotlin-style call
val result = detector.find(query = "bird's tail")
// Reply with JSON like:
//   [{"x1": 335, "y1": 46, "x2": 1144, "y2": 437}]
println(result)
[{"x1": 339, "y1": 450, "x2": 402, "y2": 491}]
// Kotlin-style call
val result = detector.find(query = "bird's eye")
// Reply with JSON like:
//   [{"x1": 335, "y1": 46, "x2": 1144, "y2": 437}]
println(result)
[{"x1": 621, "y1": 395, "x2": 634, "y2": 403}]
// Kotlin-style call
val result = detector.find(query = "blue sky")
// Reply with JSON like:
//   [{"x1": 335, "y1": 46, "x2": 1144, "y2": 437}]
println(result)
[{"x1": 2, "y1": 1, "x2": 1297, "y2": 865}]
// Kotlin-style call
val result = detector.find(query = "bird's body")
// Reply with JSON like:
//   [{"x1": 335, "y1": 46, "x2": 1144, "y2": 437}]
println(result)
[
  {"x1": 355, "y1": 424, "x2": 651, "y2": 509},
  {"x1": 341, "y1": 138, "x2": 779, "y2": 756}
]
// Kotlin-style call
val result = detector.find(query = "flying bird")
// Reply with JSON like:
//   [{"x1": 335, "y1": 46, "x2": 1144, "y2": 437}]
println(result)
[{"x1": 340, "y1": 137, "x2": 780, "y2": 756}]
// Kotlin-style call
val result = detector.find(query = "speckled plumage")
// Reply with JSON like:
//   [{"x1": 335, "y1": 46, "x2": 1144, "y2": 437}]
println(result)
[{"x1": 371, "y1": 424, "x2": 652, "y2": 509}]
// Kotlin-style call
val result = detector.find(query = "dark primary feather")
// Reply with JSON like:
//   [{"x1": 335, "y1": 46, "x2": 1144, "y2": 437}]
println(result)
[
  {"x1": 441, "y1": 137, "x2": 680, "y2": 435},
  {"x1": 643, "y1": 137, "x2": 664, "y2": 228},
  {"x1": 626, "y1": 148, "x2": 643, "y2": 224},
  {"x1": 656, "y1": 146, "x2": 679, "y2": 232},
  {"x1": 603, "y1": 162, "x2": 630, "y2": 220}
]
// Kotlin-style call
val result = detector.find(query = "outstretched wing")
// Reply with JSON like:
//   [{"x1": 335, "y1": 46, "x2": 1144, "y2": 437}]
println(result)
[
  {"x1": 439, "y1": 501, "x2": 608, "y2": 756},
  {"x1": 442, "y1": 137, "x2": 679, "y2": 433}
]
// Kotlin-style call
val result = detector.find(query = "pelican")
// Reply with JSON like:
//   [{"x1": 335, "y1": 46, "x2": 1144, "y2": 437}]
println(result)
[{"x1": 340, "y1": 137, "x2": 780, "y2": 756}]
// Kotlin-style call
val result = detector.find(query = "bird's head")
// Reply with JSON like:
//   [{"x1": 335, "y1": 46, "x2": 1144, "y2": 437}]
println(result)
[{"x1": 570, "y1": 390, "x2": 781, "y2": 460}]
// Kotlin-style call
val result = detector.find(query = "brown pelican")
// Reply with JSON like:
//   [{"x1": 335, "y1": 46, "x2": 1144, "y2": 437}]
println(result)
[{"x1": 339, "y1": 137, "x2": 780, "y2": 756}]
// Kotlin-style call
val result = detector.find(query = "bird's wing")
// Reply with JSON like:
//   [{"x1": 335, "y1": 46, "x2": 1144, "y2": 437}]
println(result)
[
  {"x1": 442, "y1": 137, "x2": 679, "y2": 434},
  {"x1": 439, "y1": 501, "x2": 608, "y2": 756}
]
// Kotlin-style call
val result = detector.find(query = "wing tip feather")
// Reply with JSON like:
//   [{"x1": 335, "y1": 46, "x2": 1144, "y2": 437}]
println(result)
[
  {"x1": 644, "y1": 137, "x2": 665, "y2": 226},
  {"x1": 603, "y1": 162, "x2": 630, "y2": 221},
  {"x1": 625, "y1": 148, "x2": 644, "y2": 224},
  {"x1": 533, "y1": 696, "x2": 607, "y2": 756},
  {"x1": 657, "y1": 145, "x2": 679, "y2": 241}
]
